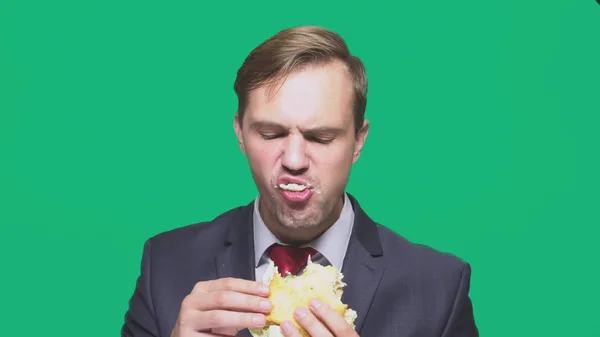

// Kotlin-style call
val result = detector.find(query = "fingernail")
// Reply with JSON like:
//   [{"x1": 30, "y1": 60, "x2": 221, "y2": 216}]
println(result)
[
  {"x1": 252, "y1": 315, "x2": 266, "y2": 325},
  {"x1": 260, "y1": 299, "x2": 272, "y2": 311},
  {"x1": 295, "y1": 308, "x2": 308, "y2": 319},
  {"x1": 258, "y1": 284, "x2": 270, "y2": 295},
  {"x1": 281, "y1": 321, "x2": 293, "y2": 334},
  {"x1": 310, "y1": 299, "x2": 321, "y2": 309}
]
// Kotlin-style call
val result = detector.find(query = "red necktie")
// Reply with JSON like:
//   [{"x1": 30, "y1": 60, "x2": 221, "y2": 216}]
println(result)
[{"x1": 267, "y1": 244, "x2": 318, "y2": 276}]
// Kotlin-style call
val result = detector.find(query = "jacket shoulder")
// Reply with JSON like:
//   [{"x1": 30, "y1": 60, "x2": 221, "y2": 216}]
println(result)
[
  {"x1": 371, "y1": 224, "x2": 477, "y2": 335},
  {"x1": 145, "y1": 204, "x2": 248, "y2": 256},
  {"x1": 377, "y1": 224, "x2": 469, "y2": 278}
]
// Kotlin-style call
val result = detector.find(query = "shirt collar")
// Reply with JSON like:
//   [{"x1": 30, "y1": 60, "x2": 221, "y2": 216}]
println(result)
[{"x1": 252, "y1": 193, "x2": 355, "y2": 270}]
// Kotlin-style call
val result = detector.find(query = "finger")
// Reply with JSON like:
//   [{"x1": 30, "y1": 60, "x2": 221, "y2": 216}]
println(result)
[
  {"x1": 195, "y1": 309, "x2": 267, "y2": 330},
  {"x1": 294, "y1": 307, "x2": 333, "y2": 337},
  {"x1": 308, "y1": 300, "x2": 358, "y2": 336},
  {"x1": 172, "y1": 319, "x2": 241, "y2": 337},
  {"x1": 198, "y1": 333, "x2": 236, "y2": 337},
  {"x1": 210, "y1": 327, "x2": 240, "y2": 336},
  {"x1": 280, "y1": 320, "x2": 303, "y2": 337},
  {"x1": 183, "y1": 290, "x2": 272, "y2": 313},
  {"x1": 197, "y1": 332, "x2": 239, "y2": 337},
  {"x1": 193, "y1": 278, "x2": 270, "y2": 296}
]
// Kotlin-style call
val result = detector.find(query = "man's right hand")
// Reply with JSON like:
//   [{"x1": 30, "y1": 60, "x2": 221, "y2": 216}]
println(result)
[{"x1": 170, "y1": 277, "x2": 272, "y2": 337}]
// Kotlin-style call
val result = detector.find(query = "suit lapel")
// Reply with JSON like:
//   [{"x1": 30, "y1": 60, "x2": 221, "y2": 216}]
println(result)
[
  {"x1": 215, "y1": 202, "x2": 256, "y2": 337},
  {"x1": 340, "y1": 195, "x2": 385, "y2": 334},
  {"x1": 215, "y1": 201, "x2": 256, "y2": 281}
]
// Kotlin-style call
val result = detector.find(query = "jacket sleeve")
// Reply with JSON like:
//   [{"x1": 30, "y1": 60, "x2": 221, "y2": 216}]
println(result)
[
  {"x1": 122, "y1": 239, "x2": 161, "y2": 337},
  {"x1": 441, "y1": 263, "x2": 479, "y2": 337}
]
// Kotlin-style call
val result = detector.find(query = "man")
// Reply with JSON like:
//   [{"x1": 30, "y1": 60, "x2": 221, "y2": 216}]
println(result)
[{"x1": 122, "y1": 26, "x2": 478, "y2": 337}]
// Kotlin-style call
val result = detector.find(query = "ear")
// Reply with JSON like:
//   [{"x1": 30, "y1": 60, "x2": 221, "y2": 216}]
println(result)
[
  {"x1": 352, "y1": 119, "x2": 369, "y2": 164},
  {"x1": 233, "y1": 113, "x2": 246, "y2": 155}
]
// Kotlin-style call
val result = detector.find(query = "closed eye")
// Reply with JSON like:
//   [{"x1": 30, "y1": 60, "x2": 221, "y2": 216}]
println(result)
[
  {"x1": 258, "y1": 131, "x2": 335, "y2": 144},
  {"x1": 306, "y1": 135, "x2": 333, "y2": 144},
  {"x1": 260, "y1": 133, "x2": 286, "y2": 140}
]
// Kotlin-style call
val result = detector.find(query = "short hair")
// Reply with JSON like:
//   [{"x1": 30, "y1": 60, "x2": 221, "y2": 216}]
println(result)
[{"x1": 233, "y1": 26, "x2": 368, "y2": 134}]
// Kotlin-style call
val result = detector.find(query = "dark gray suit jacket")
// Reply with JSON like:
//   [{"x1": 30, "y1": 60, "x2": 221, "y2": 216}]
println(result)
[{"x1": 122, "y1": 195, "x2": 479, "y2": 336}]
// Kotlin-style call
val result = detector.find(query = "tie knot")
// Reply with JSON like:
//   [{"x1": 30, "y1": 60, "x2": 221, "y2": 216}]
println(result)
[{"x1": 267, "y1": 244, "x2": 318, "y2": 277}]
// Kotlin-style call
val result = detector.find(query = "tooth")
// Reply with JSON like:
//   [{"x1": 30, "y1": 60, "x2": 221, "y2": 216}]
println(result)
[{"x1": 279, "y1": 183, "x2": 307, "y2": 191}]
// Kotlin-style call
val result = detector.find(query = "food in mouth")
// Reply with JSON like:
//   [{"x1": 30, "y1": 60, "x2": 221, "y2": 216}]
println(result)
[
  {"x1": 278, "y1": 183, "x2": 308, "y2": 192},
  {"x1": 275, "y1": 182, "x2": 321, "y2": 203}
]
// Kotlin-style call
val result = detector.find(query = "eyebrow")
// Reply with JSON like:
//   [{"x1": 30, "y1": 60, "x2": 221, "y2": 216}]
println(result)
[
  {"x1": 304, "y1": 126, "x2": 346, "y2": 135},
  {"x1": 249, "y1": 121, "x2": 284, "y2": 130},
  {"x1": 249, "y1": 120, "x2": 345, "y2": 134}
]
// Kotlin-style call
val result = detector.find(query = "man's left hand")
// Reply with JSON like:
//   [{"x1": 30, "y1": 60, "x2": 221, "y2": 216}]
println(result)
[{"x1": 280, "y1": 299, "x2": 359, "y2": 337}]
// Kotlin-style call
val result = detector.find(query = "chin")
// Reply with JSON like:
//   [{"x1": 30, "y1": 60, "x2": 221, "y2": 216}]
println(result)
[
  {"x1": 276, "y1": 207, "x2": 323, "y2": 228},
  {"x1": 274, "y1": 214, "x2": 329, "y2": 244}
]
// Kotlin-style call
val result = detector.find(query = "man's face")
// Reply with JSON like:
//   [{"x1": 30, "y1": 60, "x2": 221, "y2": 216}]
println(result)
[{"x1": 234, "y1": 61, "x2": 369, "y2": 243}]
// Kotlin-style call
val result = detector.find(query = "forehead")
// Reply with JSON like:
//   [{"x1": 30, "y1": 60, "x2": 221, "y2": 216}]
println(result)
[{"x1": 245, "y1": 62, "x2": 354, "y2": 128}]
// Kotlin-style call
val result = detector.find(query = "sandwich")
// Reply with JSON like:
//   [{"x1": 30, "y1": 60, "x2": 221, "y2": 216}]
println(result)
[{"x1": 249, "y1": 258, "x2": 357, "y2": 337}]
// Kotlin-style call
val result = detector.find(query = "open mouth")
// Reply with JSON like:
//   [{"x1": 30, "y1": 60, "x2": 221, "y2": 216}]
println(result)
[{"x1": 275, "y1": 182, "x2": 316, "y2": 203}]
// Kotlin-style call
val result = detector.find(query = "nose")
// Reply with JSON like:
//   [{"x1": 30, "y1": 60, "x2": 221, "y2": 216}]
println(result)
[{"x1": 281, "y1": 135, "x2": 308, "y2": 174}]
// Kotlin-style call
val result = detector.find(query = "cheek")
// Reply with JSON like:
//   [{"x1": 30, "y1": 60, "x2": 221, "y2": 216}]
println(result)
[
  {"x1": 312, "y1": 145, "x2": 354, "y2": 175},
  {"x1": 319, "y1": 139, "x2": 354, "y2": 162},
  {"x1": 246, "y1": 141, "x2": 280, "y2": 176}
]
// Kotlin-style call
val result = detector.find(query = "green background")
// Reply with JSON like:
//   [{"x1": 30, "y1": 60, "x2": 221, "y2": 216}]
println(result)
[{"x1": 1, "y1": 0, "x2": 599, "y2": 336}]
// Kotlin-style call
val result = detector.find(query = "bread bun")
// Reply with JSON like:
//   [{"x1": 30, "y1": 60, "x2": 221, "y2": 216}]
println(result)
[{"x1": 249, "y1": 258, "x2": 357, "y2": 337}]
